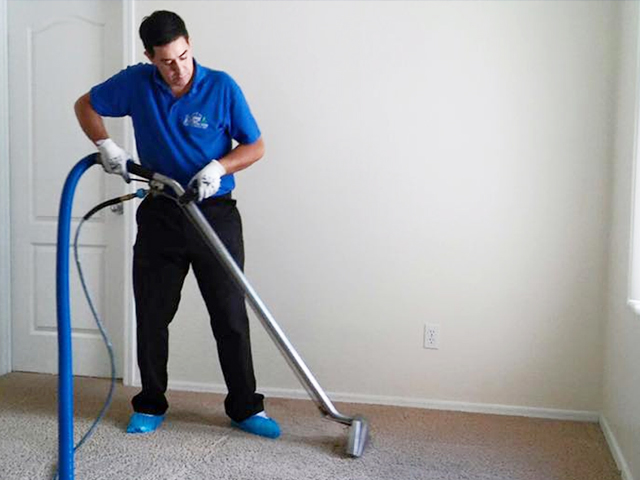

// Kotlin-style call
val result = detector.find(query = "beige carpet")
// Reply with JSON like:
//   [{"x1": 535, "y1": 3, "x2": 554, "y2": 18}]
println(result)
[{"x1": 0, "y1": 372, "x2": 620, "y2": 480}]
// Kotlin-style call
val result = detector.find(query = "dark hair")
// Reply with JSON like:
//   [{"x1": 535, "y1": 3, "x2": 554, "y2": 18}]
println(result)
[{"x1": 139, "y1": 11, "x2": 189, "y2": 57}]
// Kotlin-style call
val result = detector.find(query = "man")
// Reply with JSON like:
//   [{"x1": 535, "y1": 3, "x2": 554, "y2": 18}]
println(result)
[{"x1": 74, "y1": 10, "x2": 280, "y2": 439}]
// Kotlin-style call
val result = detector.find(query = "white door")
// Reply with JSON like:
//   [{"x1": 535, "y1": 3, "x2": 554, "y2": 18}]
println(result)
[{"x1": 9, "y1": 0, "x2": 129, "y2": 377}]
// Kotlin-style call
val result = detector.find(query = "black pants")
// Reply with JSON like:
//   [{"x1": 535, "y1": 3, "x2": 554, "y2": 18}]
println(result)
[{"x1": 131, "y1": 194, "x2": 264, "y2": 422}]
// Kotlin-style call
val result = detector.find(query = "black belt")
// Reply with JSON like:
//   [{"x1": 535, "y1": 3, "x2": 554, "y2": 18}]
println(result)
[
  {"x1": 147, "y1": 191, "x2": 232, "y2": 205},
  {"x1": 207, "y1": 192, "x2": 232, "y2": 201},
  {"x1": 199, "y1": 192, "x2": 233, "y2": 205}
]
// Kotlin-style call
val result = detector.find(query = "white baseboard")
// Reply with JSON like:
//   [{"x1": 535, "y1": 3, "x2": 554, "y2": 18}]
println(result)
[
  {"x1": 600, "y1": 414, "x2": 635, "y2": 480},
  {"x1": 162, "y1": 379, "x2": 599, "y2": 423}
]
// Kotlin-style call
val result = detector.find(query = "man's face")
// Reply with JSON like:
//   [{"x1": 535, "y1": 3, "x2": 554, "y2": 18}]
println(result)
[{"x1": 146, "y1": 36, "x2": 194, "y2": 94}]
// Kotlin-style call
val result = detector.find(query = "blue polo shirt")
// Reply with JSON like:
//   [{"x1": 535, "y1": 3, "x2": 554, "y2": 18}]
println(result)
[{"x1": 90, "y1": 60, "x2": 261, "y2": 194}]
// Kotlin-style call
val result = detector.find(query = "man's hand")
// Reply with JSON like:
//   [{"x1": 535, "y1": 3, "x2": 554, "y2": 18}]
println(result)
[
  {"x1": 96, "y1": 138, "x2": 131, "y2": 182},
  {"x1": 188, "y1": 160, "x2": 226, "y2": 202}
]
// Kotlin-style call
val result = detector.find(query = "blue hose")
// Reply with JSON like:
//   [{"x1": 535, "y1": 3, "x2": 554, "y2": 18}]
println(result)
[{"x1": 56, "y1": 153, "x2": 98, "y2": 480}]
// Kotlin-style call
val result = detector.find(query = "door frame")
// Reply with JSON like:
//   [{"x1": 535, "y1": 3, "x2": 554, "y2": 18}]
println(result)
[
  {"x1": 122, "y1": 0, "x2": 137, "y2": 386},
  {"x1": 0, "y1": 0, "x2": 11, "y2": 376}
]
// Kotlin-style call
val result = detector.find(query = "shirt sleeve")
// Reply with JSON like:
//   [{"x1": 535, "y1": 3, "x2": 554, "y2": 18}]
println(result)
[
  {"x1": 226, "y1": 76, "x2": 261, "y2": 145},
  {"x1": 89, "y1": 66, "x2": 135, "y2": 118}
]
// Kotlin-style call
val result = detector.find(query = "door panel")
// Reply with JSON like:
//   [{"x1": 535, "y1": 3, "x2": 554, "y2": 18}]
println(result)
[{"x1": 9, "y1": 0, "x2": 127, "y2": 377}]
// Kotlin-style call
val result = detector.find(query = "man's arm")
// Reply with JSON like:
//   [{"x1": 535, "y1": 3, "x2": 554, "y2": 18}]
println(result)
[
  {"x1": 74, "y1": 92, "x2": 130, "y2": 180},
  {"x1": 218, "y1": 137, "x2": 265, "y2": 175},
  {"x1": 188, "y1": 137, "x2": 265, "y2": 201},
  {"x1": 74, "y1": 92, "x2": 109, "y2": 144}
]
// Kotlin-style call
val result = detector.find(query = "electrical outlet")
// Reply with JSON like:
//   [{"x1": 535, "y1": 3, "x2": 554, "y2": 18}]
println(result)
[{"x1": 424, "y1": 324, "x2": 440, "y2": 349}]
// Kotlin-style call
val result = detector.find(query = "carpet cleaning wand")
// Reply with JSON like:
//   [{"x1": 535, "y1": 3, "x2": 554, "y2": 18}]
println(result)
[{"x1": 127, "y1": 161, "x2": 370, "y2": 458}]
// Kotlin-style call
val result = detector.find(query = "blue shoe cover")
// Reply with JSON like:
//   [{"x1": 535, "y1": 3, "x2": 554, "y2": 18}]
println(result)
[
  {"x1": 232, "y1": 413, "x2": 281, "y2": 439},
  {"x1": 126, "y1": 413, "x2": 165, "y2": 434}
]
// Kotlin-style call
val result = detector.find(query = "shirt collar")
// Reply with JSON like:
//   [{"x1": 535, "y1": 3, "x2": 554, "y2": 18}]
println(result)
[
  {"x1": 152, "y1": 58, "x2": 204, "y2": 97},
  {"x1": 189, "y1": 59, "x2": 205, "y2": 95}
]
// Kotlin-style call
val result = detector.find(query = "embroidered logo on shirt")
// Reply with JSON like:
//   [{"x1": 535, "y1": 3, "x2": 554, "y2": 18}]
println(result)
[{"x1": 183, "y1": 112, "x2": 209, "y2": 129}]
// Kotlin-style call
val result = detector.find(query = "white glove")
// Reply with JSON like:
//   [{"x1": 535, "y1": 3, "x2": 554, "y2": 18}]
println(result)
[
  {"x1": 96, "y1": 138, "x2": 131, "y2": 182},
  {"x1": 188, "y1": 160, "x2": 226, "y2": 202}
]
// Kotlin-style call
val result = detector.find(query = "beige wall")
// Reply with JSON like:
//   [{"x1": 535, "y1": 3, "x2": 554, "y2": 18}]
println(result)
[
  {"x1": 133, "y1": 1, "x2": 619, "y2": 414},
  {"x1": 604, "y1": 1, "x2": 640, "y2": 478}
]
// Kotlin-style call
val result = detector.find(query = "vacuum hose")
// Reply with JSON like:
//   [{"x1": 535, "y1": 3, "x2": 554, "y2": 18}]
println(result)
[
  {"x1": 56, "y1": 154, "x2": 147, "y2": 480},
  {"x1": 56, "y1": 153, "x2": 98, "y2": 480}
]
